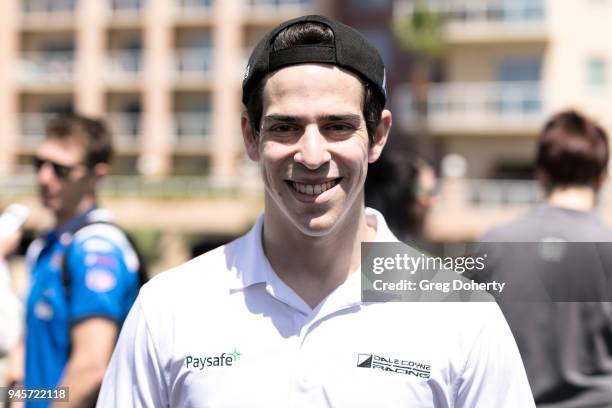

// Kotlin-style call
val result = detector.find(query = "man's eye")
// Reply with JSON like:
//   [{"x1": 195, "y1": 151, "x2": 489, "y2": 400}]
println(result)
[
  {"x1": 327, "y1": 123, "x2": 354, "y2": 132},
  {"x1": 270, "y1": 124, "x2": 298, "y2": 133}
]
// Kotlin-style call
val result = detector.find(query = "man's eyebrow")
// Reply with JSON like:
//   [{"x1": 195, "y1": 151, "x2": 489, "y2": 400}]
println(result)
[
  {"x1": 263, "y1": 114, "x2": 362, "y2": 123},
  {"x1": 262, "y1": 115, "x2": 300, "y2": 123},
  {"x1": 320, "y1": 114, "x2": 362, "y2": 122}
]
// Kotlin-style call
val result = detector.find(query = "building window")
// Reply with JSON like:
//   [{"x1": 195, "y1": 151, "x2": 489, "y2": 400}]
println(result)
[
  {"x1": 496, "y1": 58, "x2": 542, "y2": 114},
  {"x1": 361, "y1": 29, "x2": 392, "y2": 68},
  {"x1": 350, "y1": 0, "x2": 390, "y2": 10},
  {"x1": 587, "y1": 58, "x2": 607, "y2": 88}
]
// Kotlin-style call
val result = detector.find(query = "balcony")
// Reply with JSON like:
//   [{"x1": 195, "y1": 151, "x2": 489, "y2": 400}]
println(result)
[
  {"x1": 175, "y1": 0, "x2": 214, "y2": 20},
  {"x1": 174, "y1": 112, "x2": 212, "y2": 152},
  {"x1": 395, "y1": 81, "x2": 545, "y2": 135},
  {"x1": 394, "y1": 0, "x2": 548, "y2": 44},
  {"x1": 105, "y1": 50, "x2": 143, "y2": 86},
  {"x1": 109, "y1": 0, "x2": 142, "y2": 24},
  {"x1": 108, "y1": 113, "x2": 142, "y2": 152},
  {"x1": 18, "y1": 113, "x2": 58, "y2": 150},
  {"x1": 175, "y1": 49, "x2": 213, "y2": 83},
  {"x1": 244, "y1": 0, "x2": 314, "y2": 22},
  {"x1": 17, "y1": 52, "x2": 75, "y2": 86},
  {"x1": 21, "y1": 0, "x2": 75, "y2": 27}
]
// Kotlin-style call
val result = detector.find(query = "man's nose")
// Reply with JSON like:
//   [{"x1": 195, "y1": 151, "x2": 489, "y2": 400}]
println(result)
[
  {"x1": 36, "y1": 162, "x2": 55, "y2": 184},
  {"x1": 294, "y1": 125, "x2": 331, "y2": 170}
]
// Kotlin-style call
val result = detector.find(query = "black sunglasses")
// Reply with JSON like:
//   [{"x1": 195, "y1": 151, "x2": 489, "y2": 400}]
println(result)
[{"x1": 32, "y1": 156, "x2": 78, "y2": 180}]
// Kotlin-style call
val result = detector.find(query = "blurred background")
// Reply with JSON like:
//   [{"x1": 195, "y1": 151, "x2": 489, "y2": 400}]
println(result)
[{"x1": 2, "y1": 0, "x2": 612, "y2": 283}]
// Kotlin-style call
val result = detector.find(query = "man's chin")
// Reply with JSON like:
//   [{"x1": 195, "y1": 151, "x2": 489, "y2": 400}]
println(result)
[
  {"x1": 40, "y1": 196, "x2": 57, "y2": 211},
  {"x1": 293, "y1": 213, "x2": 339, "y2": 237}
]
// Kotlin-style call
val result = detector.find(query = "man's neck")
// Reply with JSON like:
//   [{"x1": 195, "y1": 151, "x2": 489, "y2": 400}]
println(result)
[
  {"x1": 546, "y1": 186, "x2": 596, "y2": 212},
  {"x1": 262, "y1": 204, "x2": 376, "y2": 309},
  {"x1": 55, "y1": 196, "x2": 96, "y2": 230}
]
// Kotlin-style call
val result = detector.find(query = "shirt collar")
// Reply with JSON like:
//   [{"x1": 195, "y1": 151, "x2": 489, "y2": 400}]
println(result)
[
  {"x1": 43, "y1": 205, "x2": 110, "y2": 244},
  {"x1": 227, "y1": 207, "x2": 398, "y2": 291}
]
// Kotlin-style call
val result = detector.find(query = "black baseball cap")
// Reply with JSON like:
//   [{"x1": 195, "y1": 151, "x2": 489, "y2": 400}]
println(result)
[{"x1": 242, "y1": 15, "x2": 387, "y2": 106}]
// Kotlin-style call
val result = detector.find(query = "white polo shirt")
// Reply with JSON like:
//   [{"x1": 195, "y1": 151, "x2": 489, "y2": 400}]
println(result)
[{"x1": 97, "y1": 208, "x2": 534, "y2": 408}]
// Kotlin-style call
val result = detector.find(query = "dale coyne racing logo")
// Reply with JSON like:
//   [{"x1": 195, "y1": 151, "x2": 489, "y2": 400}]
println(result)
[{"x1": 357, "y1": 354, "x2": 431, "y2": 378}]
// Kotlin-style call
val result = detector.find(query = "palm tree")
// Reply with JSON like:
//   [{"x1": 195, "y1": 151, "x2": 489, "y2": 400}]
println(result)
[{"x1": 392, "y1": 0, "x2": 445, "y2": 157}]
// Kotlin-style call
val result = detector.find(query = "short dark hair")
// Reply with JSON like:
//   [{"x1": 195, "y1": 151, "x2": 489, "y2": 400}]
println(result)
[
  {"x1": 536, "y1": 110, "x2": 608, "y2": 189},
  {"x1": 245, "y1": 22, "x2": 385, "y2": 146},
  {"x1": 46, "y1": 113, "x2": 114, "y2": 168}
]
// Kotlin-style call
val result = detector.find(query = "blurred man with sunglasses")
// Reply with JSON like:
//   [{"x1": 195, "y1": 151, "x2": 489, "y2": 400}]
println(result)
[{"x1": 7, "y1": 114, "x2": 140, "y2": 407}]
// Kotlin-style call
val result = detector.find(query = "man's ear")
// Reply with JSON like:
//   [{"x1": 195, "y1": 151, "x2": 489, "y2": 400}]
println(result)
[
  {"x1": 92, "y1": 163, "x2": 109, "y2": 180},
  {"x1": 241, "y1": 111, "x2": 260, "y2": 162},
  {"x1": 535, "y1": 167, "x2": 549, "y2": 187},
  {"x1": 368, "y1": 109, "x2": 392, "y2": 163}
]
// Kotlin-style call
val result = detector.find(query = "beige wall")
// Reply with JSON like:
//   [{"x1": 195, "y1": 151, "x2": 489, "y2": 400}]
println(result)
[{"x1": 545, "y1": 0, "x2": 612, "y2": 132}]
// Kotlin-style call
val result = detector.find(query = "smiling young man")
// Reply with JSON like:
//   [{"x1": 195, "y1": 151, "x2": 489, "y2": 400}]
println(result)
[
  {"x1": 98, "y1": 15, "x2": 534, "y2": 407},
  {"x1": 7, "y1": 114, "x2": 141, "y2": 407}
]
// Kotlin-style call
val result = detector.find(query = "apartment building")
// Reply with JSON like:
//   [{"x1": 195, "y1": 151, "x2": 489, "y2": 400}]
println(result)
[
  {"x1": 394, "y1": 0, "x2": 612, "y2": 180},
  {"x1": 0, "y1": 0, "x2": 326, "y2": 179},
  {"x1": 384, "y1": 0, "x2": 612, "y2": 241}
]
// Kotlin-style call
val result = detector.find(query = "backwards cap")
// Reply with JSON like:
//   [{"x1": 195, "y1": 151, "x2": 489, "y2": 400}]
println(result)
[{"x1": 242, "y1": 15, "x2": 387, "y2": 106}]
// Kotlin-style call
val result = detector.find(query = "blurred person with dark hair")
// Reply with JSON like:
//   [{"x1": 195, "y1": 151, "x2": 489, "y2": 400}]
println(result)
[
  {"x1": 6, "y1": 114, "x2": 141, "y2": 407},
  {"x1": 476, "y1": 110, "x2": 612, "y2": 407},
  {"x1": 98, "y1": 15, "x2": 533, "y2": 407},
  {"x1": 365, "y1": 154, "x2": 437, "y2": 244}
]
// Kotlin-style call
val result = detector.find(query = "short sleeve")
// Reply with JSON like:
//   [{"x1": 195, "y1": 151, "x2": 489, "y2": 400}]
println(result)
[
  {"x1": 65, "y1": 235, "x2": 135, "y2": 323},
  {"x1": 455, "y1": 305, "x2": 535, "y2": 407},
  {"x1": 96, "y1": 296, "x2": 168, "y2": 408}
]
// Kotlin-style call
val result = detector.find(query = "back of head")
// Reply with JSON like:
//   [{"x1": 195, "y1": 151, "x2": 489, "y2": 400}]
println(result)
[
  {"x1": 536, "y1": 110, "x2": 608, "y2": 190},
  {"x1": 46, "y1": 113, "x2": 114, "y2": 168}
]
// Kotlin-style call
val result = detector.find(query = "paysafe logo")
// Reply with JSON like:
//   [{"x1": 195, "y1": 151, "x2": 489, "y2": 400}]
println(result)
[
  {"x1": 185, "y1": 348, "x2": 241, "y2": 371},
  {"x1": 357, "y1": 354, "x2": 431, "y2": 378}
]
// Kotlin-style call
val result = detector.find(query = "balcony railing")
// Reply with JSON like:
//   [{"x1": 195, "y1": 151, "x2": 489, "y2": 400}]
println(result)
[
  {"x1": 20, "y1": 113, "x2": 57, "y2": 136},
  {"x1": 18, "y1": 113, "x2": 59, "y2": 149},
  {"x1": 110, "y1": 0, "x2": 143, "y2": 16},
  {"x1": 176, "y1": 0, "x2": 213, "y2": 14},
  {"x1": 107, "y1": 50, "x2": 143, "y2": 74},
  {"x1": 0, "y1": 174, "x2": 256, "y2": 199},
  {"x1": 108, "y1": 113, "x2": 141, "y2": 136},
  {"x1": 18, "y1": 52, "x2": 75, "y2": 83},
  {"x1": 466, "y1": 179, "x2": 542, "y2": 206},
  {"x1": 174, "y1": 112, "x2": 212, "y2": 140},
  {"x1": 108, "y1": 113, "x2": 141, "y2": 150},
  {"x1": 21, "y1": 0, "x2": 76, "y2": 19},
  {"x1": 175, "y1": 49, "x2": 213, "y2": 79},
  {"x1": 396, "y1": 0, "x2": 545, "y2": 24},
  {"x1": 396, "y1": 81, "x2": 545, "y2": 132},
  {"x1": 244, "y1": 0, "x2": 313, "y2": 11}
]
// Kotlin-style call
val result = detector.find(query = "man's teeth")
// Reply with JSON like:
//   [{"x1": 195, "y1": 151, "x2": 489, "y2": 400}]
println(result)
[{"x1": 292, "y1": 180, "x2": 337, "y2": 195}]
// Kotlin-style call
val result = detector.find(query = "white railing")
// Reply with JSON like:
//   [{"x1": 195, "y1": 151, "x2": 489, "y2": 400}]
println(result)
[
  {"x1": 21, "y1": 0, "x2": 76, "y2": 19},
  {"x1": 18, "y1": 51, "x2": 75, "y2": 83},
  {"x1": 175, "y1": 48, "x2": 213, "y2": 76},
  {"x1": 108, "y1": 113, "x2": 142, "y2": 137},
  {"x1": 395, "y1": 0, "x2": 545, "y2": 25},
  {"x1": 0, "y1": 175, "x2": 252, "y2": 198},
  {"x1": 396, "y1": 81, "x2": 545, "y2": 127},
  {"x1": 174, "y1": 112, "x2": 212, "y2": 138},
  {"x1": 244, "y1": 0, "x2": 313, "y2": 11},
  {"x1": 19, "y1": 113, "x2": 60, "y2": 136},
  {"x1": 106, "y1": 50, "x2": 143, "y2": 74},
  {"x1": 176, "y1": 0, "x2": 213, "y2": 14},
  {"x1": 465, "y1": 179, "x2": 542, "y2": 206},
  {"x1": 109, "y1": 0, "x2": 143, "y2": 15}
]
